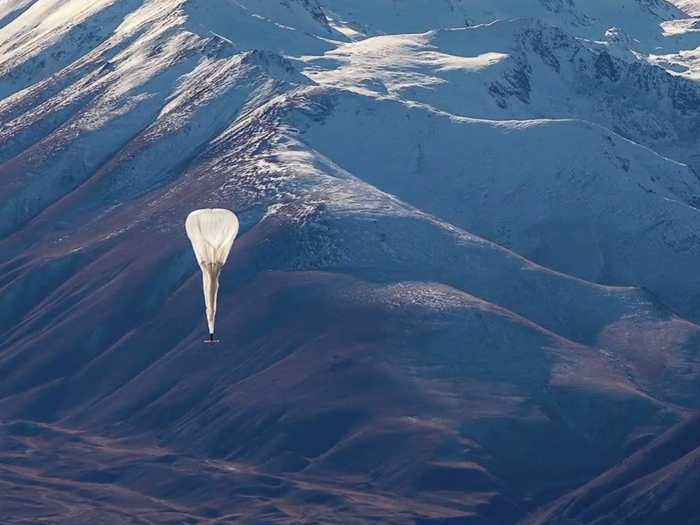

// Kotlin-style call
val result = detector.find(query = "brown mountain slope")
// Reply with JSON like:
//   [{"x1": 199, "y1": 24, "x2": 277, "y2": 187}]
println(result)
[{"x1": 521, "y1": 411, "x2": 700, "y2": 525}]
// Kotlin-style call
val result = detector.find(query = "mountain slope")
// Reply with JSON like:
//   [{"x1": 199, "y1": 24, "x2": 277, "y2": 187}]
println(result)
[
  {"x1": 672, "y1": 0, "x2": 700, "y2": 16},
  {"x1": 522, "y1": 411, "x2": 700, "y2": 525},
  {"x1": 304, "y1": 17, "x2": 700, "y2": 170},
  {"x1": 287, "y1": 88, "x2": 700, "y2": 322}
]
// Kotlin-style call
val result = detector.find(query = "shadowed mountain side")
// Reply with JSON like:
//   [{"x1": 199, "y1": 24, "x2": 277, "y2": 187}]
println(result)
[
  {"x1": 521, "y1": 411, "x2": 700, "y2": 525},
  {"x1": 0, "y1": 419, "x2": 495, "y2": 525},
  {"x1": 0, "y1": 240, "x2": 686, "y2": 522}
]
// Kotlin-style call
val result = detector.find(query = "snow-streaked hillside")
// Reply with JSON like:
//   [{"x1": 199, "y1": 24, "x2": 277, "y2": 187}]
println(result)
[
  {"x1": 672, "y1": 0, "x2": 700, "y2": 16},
  {"x1": 2, "y1": 0, "x2": 700, "y2": 524}
]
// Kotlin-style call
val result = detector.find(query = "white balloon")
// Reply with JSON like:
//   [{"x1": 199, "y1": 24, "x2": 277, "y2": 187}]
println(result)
[{"x1": 185, "y1": 208, "x2": 240, "y2": 339}]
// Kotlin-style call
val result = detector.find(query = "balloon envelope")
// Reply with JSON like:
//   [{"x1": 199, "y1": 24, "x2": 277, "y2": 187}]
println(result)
[{"x1": 185, "y1": 208, "x2": 240, "y2": 336}]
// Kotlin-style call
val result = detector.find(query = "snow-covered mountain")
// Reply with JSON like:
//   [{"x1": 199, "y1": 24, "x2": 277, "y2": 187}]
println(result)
[
  {"x1": 671, "y1": 0, "x2": 700, "y2": 16},
  {"x1": 2, "y1": 0, "x2": 700, "y2": 524}
]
